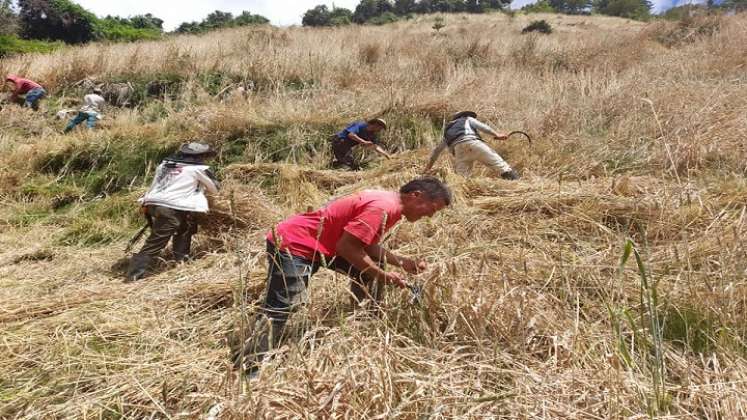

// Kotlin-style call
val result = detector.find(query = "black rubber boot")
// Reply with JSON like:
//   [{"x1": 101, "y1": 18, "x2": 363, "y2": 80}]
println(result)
[{"x1": 126, "y1": 254, "x2": 152, "y2": 282}]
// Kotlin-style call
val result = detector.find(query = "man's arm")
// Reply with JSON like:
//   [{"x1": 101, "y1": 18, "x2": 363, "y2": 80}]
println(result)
[
  {"x1": 348, "y1": 133, "x2": 392, "y2": 159},
  {"x1": 424, "y1": 141, "x2": 447, "y2": 172},
  {"x1": 365, "y1": 243, "x2": 426, "y2": 274},
  {"x1": 336, "y1": 232, "x2": 406, "y2": 287},
  {"x1": 347, "y1": 132, "x2": 375, "y2": 147},
  {"x1": 195, "y1": 168, "x2": 220, "y2": 194},
  {"x1": 470, "y1": 118, "x2": 508, "y2": 140},
  {"x1": 8, "y1": 85, "x2": 19, "y2": 103}
]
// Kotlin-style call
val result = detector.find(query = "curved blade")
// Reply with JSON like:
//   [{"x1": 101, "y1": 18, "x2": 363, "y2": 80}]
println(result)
[
  {"x1": 407, "y1": 283, "x2": 423, "y2": 305},
  {"x1": 507, "y1": 130, "x2": 532, "y2": 144}
]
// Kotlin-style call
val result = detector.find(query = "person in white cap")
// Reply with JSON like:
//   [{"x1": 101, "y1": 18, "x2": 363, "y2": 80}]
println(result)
[
  {"x1": 424, "y1": 111, "x2": 520, "y2": 180},
  {"x1": 331, "y1": 118, "x2": 390, "y2": 170},
  {"x1": 126, "y1": 142, "x2": 220, "y2": 282},
  {"x1": 64, "y1": 87, "x2": 106, "y2": 133}
]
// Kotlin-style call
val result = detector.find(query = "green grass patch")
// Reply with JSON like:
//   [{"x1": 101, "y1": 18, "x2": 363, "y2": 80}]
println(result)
[
  {"x1": 0, "y1": 35, "x2": 62, "y2": 57},
  {"x1": 35, "y1": 137, "x2": 177, "y2": 196},
  {"x1": 55, "y1": 193, "x2": 142, "y2": 247},
  {"x1": 661, "y1": 306, "x2": 716, "y2": 354}
]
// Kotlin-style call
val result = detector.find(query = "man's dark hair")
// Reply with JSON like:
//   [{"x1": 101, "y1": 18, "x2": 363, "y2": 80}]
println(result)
[{"x1": 400, "y1": 177, "x2": 452, "y2": 206}]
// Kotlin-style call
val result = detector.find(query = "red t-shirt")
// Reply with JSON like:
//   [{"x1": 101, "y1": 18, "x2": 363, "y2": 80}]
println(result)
[
  {"x1": 7, "y1": 76, "x2": 42, "y2": 95},
  {"x1": 267, "y1": 190, "x2": 403, "y2": 261}
]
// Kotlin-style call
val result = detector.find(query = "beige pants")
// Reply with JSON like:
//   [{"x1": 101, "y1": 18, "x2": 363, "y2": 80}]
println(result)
[{"x1": 452, "y1": 140, "x2": 512, "y2": 176}]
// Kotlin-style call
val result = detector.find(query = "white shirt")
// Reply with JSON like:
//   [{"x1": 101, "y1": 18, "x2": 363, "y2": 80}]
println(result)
[
  {"x1": 139, "y1": 161, "x2": 220, "y2": 213},
  {"x1": 80, "y1": 94, "x2": 106, "y2": 116}
]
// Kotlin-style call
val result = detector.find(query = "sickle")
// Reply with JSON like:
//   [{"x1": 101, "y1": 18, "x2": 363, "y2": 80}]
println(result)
[
  {"x1": 406, "y1": 282, "x2": 423, "y2": 305},
  {"x1": 507, "y1": 130, "x2": 532, "y2": 144}
]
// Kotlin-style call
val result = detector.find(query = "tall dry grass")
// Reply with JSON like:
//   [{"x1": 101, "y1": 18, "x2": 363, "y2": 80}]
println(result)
[{"x1": 0, "y1": 11, "x2": 746, "y2": 419}]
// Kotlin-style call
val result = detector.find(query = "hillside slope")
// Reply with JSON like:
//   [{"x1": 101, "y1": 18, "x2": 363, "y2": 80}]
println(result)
[{"x1": 1, "y1": 12, "x2": 746, "y2": 418}]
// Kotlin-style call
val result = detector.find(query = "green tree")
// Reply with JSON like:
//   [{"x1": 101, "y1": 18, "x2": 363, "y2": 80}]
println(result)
[
  {"x1": 129, "y1": 13, "x2": 164, "y2": 30},
  {"x1": 175, "y1": 10, "x2": 267, "y2": 33},
  {"x1": 431, "y1": 0, "x2": 467, "y2": 12},
  {"x1": 367, "y1": 11, "x2": 398, "y2": 24},
  {"x1": 465, "y1": 0, "x2": 486, "y2": 12},
  {"x1": 203, "y1": 10, "x2": 233, "y2": 29},
  {"x1": 394, "y1": 0, "x2": 417, "y2": 14},
  {"x1": 353, "y1": 0, "x2": 393, "y2": 23},
  {"x1": 593, "y1": 0, "x2": 652, "y2": 20},
  {"x1": 724, "y1": 0, "x2": 747, "y2": 11},
  {"x1": 18, "y1": 0, "x2": 98, "y2": 44},
  {"x1": 302, "y1": 5, "x2": 351, "y2": 26},
  {"x1": 482, "y1": 0, "x2": 510, "y2": 9},
  {"x1": 417, "y1": 0, "x2": 434, "y2": 12},
  {"x1": 522, "y1": 0, "x2": 555, "y2": 13},
  {"x1": 175, "y1": 21, "x2": 200, "y2": 33},
  {"x1": 0, "y1": 0, "x2": 18, "y2": 36},
  {"x1": 329, "y1": 7, "x2": 353, "y2": 25},
  {"x1": 234, "y1": 10, "x2": 269, "y2": 26},
  {"x1": 549, "y1": 0, "x2": 591, "y2": 14},
  {"x1": 302, "y1": 5, "x2": 331, "y2": 26}
]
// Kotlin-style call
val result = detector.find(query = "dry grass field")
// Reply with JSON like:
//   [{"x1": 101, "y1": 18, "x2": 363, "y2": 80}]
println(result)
[{"x1": 0, "y1": 11, "x2": 746, "y2": 418}]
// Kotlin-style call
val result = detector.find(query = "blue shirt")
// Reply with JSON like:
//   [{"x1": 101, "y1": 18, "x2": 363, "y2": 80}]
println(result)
[{"x1": 335, "y1": 121, "x2": 379, "y2": 149}]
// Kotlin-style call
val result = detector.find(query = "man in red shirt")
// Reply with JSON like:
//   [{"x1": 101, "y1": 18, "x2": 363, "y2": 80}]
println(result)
[
  {"x1": 235, "y1": 177, "x2": 452, "y2": 370},
  {"x1": 5, "y1": 75, "x2": 46, "y2": 110}
]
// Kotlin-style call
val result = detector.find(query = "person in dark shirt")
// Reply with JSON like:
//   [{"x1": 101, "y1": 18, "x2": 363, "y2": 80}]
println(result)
[{"x1": 330, "y1": 118, "x2": 391, "y2": 170}]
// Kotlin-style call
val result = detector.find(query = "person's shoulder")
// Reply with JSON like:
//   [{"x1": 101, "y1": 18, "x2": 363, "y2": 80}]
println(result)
[
  {"x1": 349, "y1": 121, "x2": 367, "y2": 130},
  {"x1": 359, "y1": 190, "x2": 399, "y2": 208},
  {"x1": 186, "y1": 164, "x2": 211, "y2": 171}
]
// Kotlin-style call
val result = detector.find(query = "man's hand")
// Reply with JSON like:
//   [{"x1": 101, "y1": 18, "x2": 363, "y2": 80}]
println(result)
[
  {"x1": 382, "y1": 271, "x2": 407, "y2": 288},
  {"x1": 400, "y1": 258, "x2": 427, "y2": 274},
  {"x1": 494, "y1": 133, "x2": 509, "y2": 141}
]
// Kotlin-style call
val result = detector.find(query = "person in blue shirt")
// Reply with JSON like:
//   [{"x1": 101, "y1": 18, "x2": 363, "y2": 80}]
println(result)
[{"x1": 331, "y1": 118, "x2": 391, "y2": 170}]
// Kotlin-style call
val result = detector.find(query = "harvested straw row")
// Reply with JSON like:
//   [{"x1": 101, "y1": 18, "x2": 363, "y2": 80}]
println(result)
[
  {"x1": 198, "y1": 183, "x2": 282, "y2": 235},
  {"x1": 224, "y1": 163, "x2": 362, "y2": 191}
]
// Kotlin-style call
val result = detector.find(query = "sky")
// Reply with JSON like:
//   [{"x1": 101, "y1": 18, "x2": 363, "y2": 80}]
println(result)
[{"x1": 74, "y1": 0, "x2": 695, "y2": 31}]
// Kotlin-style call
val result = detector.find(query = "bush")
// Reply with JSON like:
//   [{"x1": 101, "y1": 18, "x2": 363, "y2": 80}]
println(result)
[
  {"x1": 367, "y1": 11, "x2": 399, "y2": 25},
  {"x1": 522, "y1": 0, "x2": 557, "y2": 13},
  {"x1": 98, "y1": 18, "x2": 161, "y2": 42},
  {"x1": 593, "y1": 0, "x2": 652, "y2": 21},
  {"x1": 175, "y1": 10, "x2": 268, "y2": 33},
  {"x1": 522, "y1": 20, "x2": 553, "y2": 34}
]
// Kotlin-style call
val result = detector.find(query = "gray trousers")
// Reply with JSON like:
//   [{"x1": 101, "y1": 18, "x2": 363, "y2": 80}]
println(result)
[
  {"x1": 234, "y1": 241, "x2": 383, "y2": 368},
  {"x1": 127, "y1": 205, "x2": 197, "y2": 279}
]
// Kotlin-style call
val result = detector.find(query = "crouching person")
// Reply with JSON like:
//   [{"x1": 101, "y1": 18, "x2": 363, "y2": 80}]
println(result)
[
  {"x1": 234, "y1": 177, "x2": 452, "y2": 371},
  {"x1": 126, "y1": 142, "x2": 220, "y2": 282},
  {"x1": 64, "y1": 88, "x2": 106, "y2": 133},
  {"x1": 5, "y1": 74, "x2": 46, "y2": 110},
  {"x1": 425, "y1": 111, "x2": 520, "y2": 180}
]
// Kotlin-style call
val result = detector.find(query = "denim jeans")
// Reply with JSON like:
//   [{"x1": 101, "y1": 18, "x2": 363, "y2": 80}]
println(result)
[
  {"x1": 64, "y1": 112, "x2": 97, "y2": 132},
  {"x1": 235, "y1": 240, "x2": 384, "y2": 367},
  {"x1": 24, "y1": 88, "x2": 46, "y2": 110}
]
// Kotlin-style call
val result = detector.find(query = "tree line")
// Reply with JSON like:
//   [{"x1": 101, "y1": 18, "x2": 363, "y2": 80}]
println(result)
[
  {"x1": 302, "y1": 0, "x2": 510, "y2": 26},
  {"x1": 303, "y1": 0, "x2": 746, "y2": 26},
  {"x1": 519, "y1": 0, "x2": 654, "y2": 20},
  {"x1": 0, "y1": 0, "x2": 269, "y2": 52}
]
